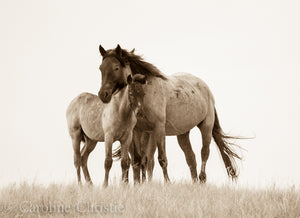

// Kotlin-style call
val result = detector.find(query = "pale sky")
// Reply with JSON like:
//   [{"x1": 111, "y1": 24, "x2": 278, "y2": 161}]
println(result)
[{"x1": 1, "y1": 0, "x2": 300, "y2": 188}]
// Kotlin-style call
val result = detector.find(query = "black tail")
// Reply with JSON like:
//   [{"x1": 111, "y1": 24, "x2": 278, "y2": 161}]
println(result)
[
  {"x1": 112, "y1": 145, "x2": 121, "y2": 160},
  {"x1": 112, "y1": 141, "x2": 140, "y2": 161},
  {"x1": 212, "y1": 108, "x2": 243, "y2": 180}
]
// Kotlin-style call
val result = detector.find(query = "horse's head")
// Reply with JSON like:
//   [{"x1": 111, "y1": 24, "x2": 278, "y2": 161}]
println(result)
[{"x1": 98, "y1": 44, "x2": 133, "y2": 103}]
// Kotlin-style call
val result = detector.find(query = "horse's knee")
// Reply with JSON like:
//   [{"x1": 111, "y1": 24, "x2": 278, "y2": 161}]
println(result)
[
  {"x1": 121, "y1": 156, "x2": 130, "y2": 170},
  {"x1": 104, "y1": 158, "x2": 113, "y2": 170}
]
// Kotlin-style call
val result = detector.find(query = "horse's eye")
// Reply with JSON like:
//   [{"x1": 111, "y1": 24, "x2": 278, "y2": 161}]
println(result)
[{"x1": 115, "y1": 67, "x2": 119, "y2": 71}]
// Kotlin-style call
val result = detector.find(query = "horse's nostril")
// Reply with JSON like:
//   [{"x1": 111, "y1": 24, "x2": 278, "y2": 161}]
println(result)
[{"x1": 105, "y1": 92, "x2": 109, "y2": 98}]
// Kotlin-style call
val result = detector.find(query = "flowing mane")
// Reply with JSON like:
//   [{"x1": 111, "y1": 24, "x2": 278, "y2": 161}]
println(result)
[{"x1": 103, "y1": 48, "x2": 167, "y2": 80}]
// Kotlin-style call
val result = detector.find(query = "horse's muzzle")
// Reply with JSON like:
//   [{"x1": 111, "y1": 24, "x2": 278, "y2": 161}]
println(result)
[{"x1": 98, "y1": 89, "x2": 111, "y2": 103}]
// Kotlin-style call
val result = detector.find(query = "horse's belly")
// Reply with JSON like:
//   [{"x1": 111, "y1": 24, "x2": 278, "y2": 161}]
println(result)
[
  {"x1": 80, "y1": 107, "x2": 105, "y2": 142},
  {"x1": 165, "y1": 98, "x2": 207, "y2": 136},
  {"x1": 81, "y1": 122, "x2": 105, "y2": 141}
]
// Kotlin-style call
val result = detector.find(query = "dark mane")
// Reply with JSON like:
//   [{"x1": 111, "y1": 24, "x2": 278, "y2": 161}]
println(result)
[{"x1": 103, "y1": 48, "x2": 167, "y2": 80}]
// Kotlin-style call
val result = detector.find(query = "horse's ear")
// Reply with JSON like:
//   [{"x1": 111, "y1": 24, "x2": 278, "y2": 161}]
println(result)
[
  {"x1": 99, "y1": 45, "x2": 106, "y2": 56},
  {"x1": 127, "y1": 74, "x2": 133, "y2": 84},
  {"x1": 116, "y1": 44, "x2": 122, "y2": 56},
  {"x1": 130, "y1": 48, "x2": 135, "y2": 54},
  {"x1": 133, "y1": 74, "x2": 146, "y2": 84}
]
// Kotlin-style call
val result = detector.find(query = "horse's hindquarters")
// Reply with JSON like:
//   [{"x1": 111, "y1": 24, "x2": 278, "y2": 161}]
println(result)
[{"x1": 78, "y1": 93, "x2": 105, "y2": 141}]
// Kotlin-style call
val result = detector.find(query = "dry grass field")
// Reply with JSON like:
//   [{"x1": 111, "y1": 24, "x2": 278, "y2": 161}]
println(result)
[{"x1": 0, "y1": 181, "x2": 299, "y2": 218}]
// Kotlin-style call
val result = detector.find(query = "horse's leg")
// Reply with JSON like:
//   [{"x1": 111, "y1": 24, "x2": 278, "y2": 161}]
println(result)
[
  {"x1": 145, "y1": 133, "x2": 156, "y2": 182},
  {"x1": 103, "y1": 136, "x2": 113, "y2": 188},
  {"x1": 197, "y1": 116, "x2": 214, "y2": 183},
  {"x1": 177, "y1": 131, "x2": 198, "y2": 182},
  {"x1": 120, "y1": 132, "x2": 132, "y2": 184},
  {"x1": 71, "y1": 129, "x2": 82, "y2": 185},
  {"x1": 155, "y1": 126, "x2": 170, "y2": 183},
  {"x1": 147, "y1": 157, "x2": 155, "y2": 181},
  {"x1": 80, "y1": 137, "x2": 97, "y2": 185},
  {"x1": 140, "y1": 132, "x2": 150, "y2": 183},
  {"x1": 129, "y1": 140, "x2": 141, "y2": 184}
]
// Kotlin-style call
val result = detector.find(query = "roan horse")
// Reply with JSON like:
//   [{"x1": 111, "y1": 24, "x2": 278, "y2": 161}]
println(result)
[
  {"x1": 66, "y1": 64, "x2": 149, "y2": 187},
  {"x1": 98, "y1": 44, "x2": 242, "y2": 183}
]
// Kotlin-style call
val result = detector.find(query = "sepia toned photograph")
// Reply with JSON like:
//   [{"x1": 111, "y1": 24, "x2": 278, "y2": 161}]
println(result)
[{"x1": 1, "y1": 0, "x2": 299, "y2": 217}]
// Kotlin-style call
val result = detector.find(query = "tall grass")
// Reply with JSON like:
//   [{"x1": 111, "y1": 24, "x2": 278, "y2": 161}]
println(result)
[{"x1": 0, "y1": 182, "x2": 299, "y2": 217}]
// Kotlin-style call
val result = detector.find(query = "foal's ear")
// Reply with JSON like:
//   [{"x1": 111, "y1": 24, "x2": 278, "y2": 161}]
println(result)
[
  {"x1": 99, "y1": 45, "x2": 106, "y2": 56},
  {"x1": 127, "y1": 74, "x2": 133, "y2": 84},
  {"x1": 130, "y1": 48, "x2": 135, "y2": 54},
  {"x1": 115, "y1": 44, "x2": 122, "y2": 56},
  {"x1": 133, "y1": 74, "x2": 146, "y2": 84}
]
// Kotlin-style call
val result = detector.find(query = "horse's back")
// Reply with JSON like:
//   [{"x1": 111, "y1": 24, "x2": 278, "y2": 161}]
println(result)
[{"x1": 66, "y1": 93, "x2": 90, "y2": 129}]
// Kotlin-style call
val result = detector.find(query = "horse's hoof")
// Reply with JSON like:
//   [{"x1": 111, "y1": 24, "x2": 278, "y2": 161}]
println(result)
[
  {"x1": 133, "y1": 181, "x2": 140, "y2": 186},
  {"x1": 102, "y1": 182, "x2": 108, "y2": 188},
  {"x1": 122, "y1": 177, "x2": 129, "y2": 184},
  {"x1": 199, "y1": 172, "x2": 206, "y2": 183},
  {"x1": 164, "y1": 177, "x2": 171, "y2": 184},
  {"x1": 192, "y1": 177, "x2": 198, "y2": 183},
  {"x1": 87, "y1": 181, "x2": 93, "y2": 187}
]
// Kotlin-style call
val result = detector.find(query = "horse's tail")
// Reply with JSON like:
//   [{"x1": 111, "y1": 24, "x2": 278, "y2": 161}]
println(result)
[
  {"x1": 212, "y1": 108, "x2": 242, "y2": 180},
  {"x1": 112, "y1": 141, "x2": 139, "y2": 161},
  {"x1": 112, "y1": 145, "x2": 121, "y2": 160}
]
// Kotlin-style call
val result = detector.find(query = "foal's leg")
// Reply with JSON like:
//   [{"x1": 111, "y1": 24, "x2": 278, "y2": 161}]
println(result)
[
  {"x1": 177, "y1": 131, "x2": 198, "y2": 182},
  {"x1": 129, "y1": 140, "x2": 141, "y2": 184},
  {"x1": 71, "y1": 129, "x2": 82, "y2": 184},
  {"x1": 147, "y1": 157, "x2": 155, "y2": 181},
  {"x1": 120, "y1": 131, "x2": 133, "y2": 183},
  {"x1": 140, "y1": 132, "x2": 150, "y2": 183},
  {"x1": 145, "y1": 133, "x2": 156, "y2": 182},
  {"x1": 130, "y1": 130, "x2": 144, "y2": 184},
  {"x1": 197, "y1": 117, "x2": 214, "y2": 183},
  {"x1": 155, "y1": 126, "x2": 170, "y2": 183},
  {"x1": 103, "y1": 136, "x2": 113, "y2": 187},
  {"x1": 81, "y1": 138, "x2": 97, "y2": 185}
]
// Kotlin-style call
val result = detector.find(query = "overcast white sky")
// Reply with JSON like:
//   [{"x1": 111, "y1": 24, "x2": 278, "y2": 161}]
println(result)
[{"x1": 0, "y1": 0, "x2": 299, "y2": 188}]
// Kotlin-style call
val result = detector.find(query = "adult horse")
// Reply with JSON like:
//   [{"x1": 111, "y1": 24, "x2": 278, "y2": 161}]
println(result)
[
  {"x1": 66, "y1": 65, "x2": 149, "y2": 186},
  {"x1": 98, "y1": 44, "x2": 241, "y2": 183}
]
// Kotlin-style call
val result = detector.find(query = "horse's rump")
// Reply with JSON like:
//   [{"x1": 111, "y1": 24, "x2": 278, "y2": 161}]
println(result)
[{"x1": 67, "y1": 92, "x2": 105, "y2": 142}]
